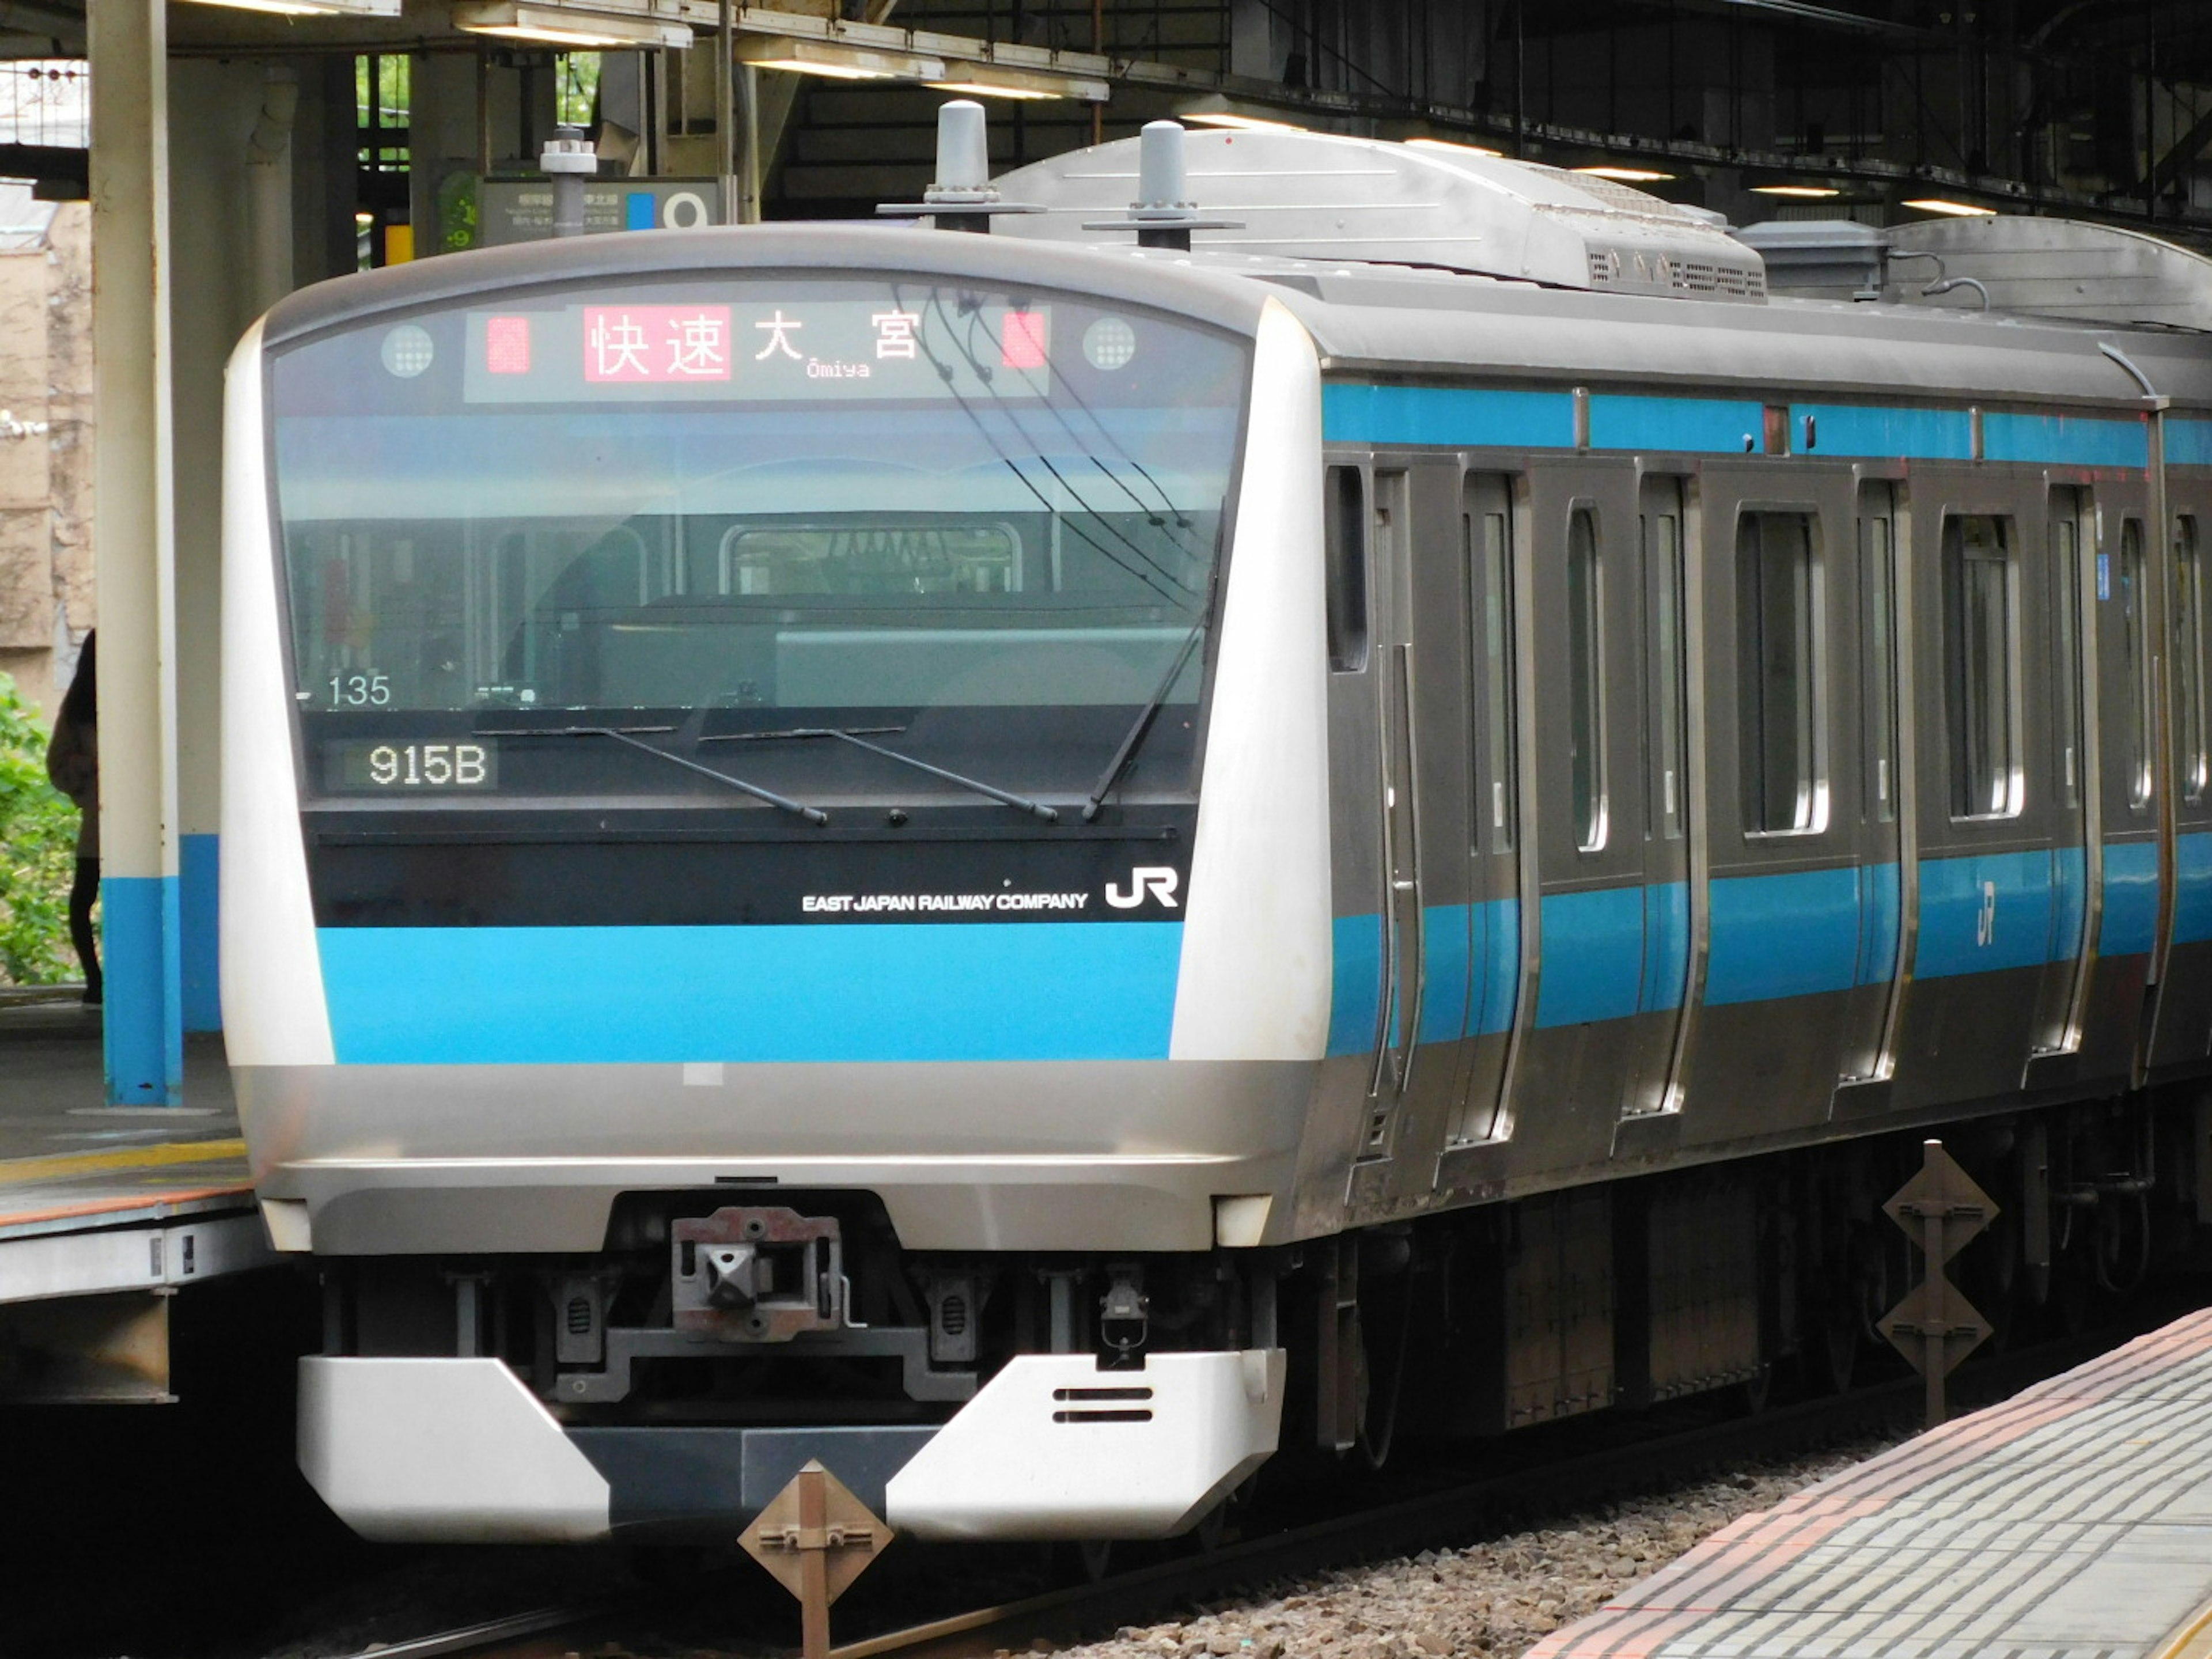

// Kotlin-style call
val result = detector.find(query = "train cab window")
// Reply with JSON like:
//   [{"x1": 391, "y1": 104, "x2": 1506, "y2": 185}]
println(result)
[
  {"x1": 1859, "y1": 507, "x2": 1898, "y2": 823},
  {"x1": 2176, "y1": 516, "x2": 2207, "y2": 804},
  {"x1": 2122, "y1": 520, "x2": 2154, "y2": 810},
  {"x1": 1737, "y1": 511, "x2": 1825, "y2": 835},
  {"x1": 1567, "y1": 507, "x2": 1606, "y2": 851},
  {"x1": 1944, "y1": 515, "x2": 2020, "y2": 820},
  {"x1": 1326, "y1": 466, "x2": 1370, "y2": 673}
]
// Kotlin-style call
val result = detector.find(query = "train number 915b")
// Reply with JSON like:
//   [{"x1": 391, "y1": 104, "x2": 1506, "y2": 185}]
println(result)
[{"x1": 331, "y1": 739, "x2": 499, "y2": 790}]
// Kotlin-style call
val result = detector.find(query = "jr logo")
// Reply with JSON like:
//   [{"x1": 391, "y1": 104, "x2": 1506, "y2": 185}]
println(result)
[
  {"x1": 1976, "y1": 880, "x2": 1998, "y2": 948},
  {"x1": 1105, "y1": 867, "x2": 1181, "y2": 910}
]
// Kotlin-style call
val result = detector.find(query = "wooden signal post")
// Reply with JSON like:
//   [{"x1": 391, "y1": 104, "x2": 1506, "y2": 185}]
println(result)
[
  {"x1": 1877, "y1": 1139, "x2": 1997, "y2": 1427},
  {"x1": 740, "y1": 1460, "x2": 891, "y2": 1659}
]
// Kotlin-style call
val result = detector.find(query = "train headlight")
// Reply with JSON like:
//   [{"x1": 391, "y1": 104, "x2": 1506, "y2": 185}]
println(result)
[
  {"x1": 1082, "y1": 316, "x2": 1137, "y2": 371},
  {"x1": 380, "y1": 324, "x2": 435, "y2": 379}
]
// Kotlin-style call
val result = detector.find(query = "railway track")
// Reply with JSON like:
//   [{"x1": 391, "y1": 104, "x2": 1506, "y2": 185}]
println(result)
[{"x1": 323, "y1": 1309, "x2": 2184, "y2": 1659}]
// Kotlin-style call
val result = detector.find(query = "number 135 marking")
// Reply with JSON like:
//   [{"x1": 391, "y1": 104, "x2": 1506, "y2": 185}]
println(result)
[{"x1": 331, "y1": 672, "x2": 391, "y2": 707}]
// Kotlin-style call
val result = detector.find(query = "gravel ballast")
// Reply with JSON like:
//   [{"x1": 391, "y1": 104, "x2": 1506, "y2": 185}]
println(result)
[{"x1": 1047, "y1": 1441, "x2": 1893, "y2": 1659}]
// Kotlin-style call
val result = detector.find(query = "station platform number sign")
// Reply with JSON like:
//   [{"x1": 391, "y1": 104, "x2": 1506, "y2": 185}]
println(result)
[{"x1": 479, "y1": 177, "x2": 724, "y2": 245}]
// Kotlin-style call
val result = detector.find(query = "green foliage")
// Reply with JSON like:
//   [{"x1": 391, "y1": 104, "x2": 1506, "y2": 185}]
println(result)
[
  {"x1": 556, "y1": 52, "x2": 601, "y2": 129},
  {"x1": 0, "y1": 673, "x2": 83, "y2": 986}
]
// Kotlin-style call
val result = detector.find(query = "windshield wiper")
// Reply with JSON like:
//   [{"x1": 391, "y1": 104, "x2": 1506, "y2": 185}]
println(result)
[
  {"x1": 479, "y1": 725, "x2": 830, "y2": 825},
  {"x1": 1081, "y1": 623, "x2": 1206, "y2": 823},
  {"x1": 706, "y1": 726, "x2": 1060, "y2": 823}
]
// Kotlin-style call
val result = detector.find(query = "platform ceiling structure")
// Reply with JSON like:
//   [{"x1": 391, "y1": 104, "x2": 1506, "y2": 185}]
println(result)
[{"x1": 18, "y1": 0, "x2": 2212, "y2": 1104}]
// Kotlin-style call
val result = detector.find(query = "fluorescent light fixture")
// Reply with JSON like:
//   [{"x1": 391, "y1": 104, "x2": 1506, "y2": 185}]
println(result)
[
  {"x1": 1184, "y1": 111, "x2": 1304, "y2": 132},
  {"x1": 1903, "y1": 196, "x2": 1997, "y2": 217},
  {"x1": 182, "y1": 0, "x2": 399, "y2": 13},
  {"x1": 1177, "y1": 93, "x2": 1308, "y2": 132},
  {"x1": 925, "y1": 65, "x2": 1109, "y2": 103},
  {"x1": 1575, "y1": 164, "x2": 1674, "y2": 183},
  {"x1": 738, "y1": 36, "x2": 947, "y2": 81},
  {"x1": 928, "y1": 80, "x2": 1055, "y2": 100},
  {"x1": 1405, "y1": 137, "x2": 1504, "y2": 158},
  {"x1": 1751, "y1": 183, "x2": 1841, "y2": 198},
  {"x1": 453, "y1": 2, "x2": 690, "y2": 47}
]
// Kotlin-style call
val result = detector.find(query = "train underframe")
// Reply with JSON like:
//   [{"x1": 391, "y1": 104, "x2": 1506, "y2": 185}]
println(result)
[{"x1": 304, "y1": 1086, "x2": 2211, "y2": 1545}]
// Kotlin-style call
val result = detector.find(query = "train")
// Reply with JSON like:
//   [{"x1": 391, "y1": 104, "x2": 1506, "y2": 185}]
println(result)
[{"x1": 225, "y1": 112, "x2": 2212, "y2": 1546}]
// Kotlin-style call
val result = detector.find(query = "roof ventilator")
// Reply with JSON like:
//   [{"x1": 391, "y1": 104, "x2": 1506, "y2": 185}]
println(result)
[
  {"x1": 878, "y1": 100, "x2": 1043, "y2": 233},
  {"x1": 1081, "y1": 120, "x2": 1244, "y2": 251}
]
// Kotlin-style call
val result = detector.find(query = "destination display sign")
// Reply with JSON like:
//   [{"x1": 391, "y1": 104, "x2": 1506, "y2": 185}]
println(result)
[{"x1": 462, "y1": 300, "x2": 1052, "y2": 404}]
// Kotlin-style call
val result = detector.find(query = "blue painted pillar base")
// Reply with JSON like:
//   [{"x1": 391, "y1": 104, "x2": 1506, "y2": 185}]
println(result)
[{"x1": 101, "y1": 874, "x2": 184, "y2": 1105}]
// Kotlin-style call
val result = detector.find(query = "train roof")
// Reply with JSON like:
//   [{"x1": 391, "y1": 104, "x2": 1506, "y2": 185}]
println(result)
[{"x1": 258, "y1": 219, "x2": 2212, "y2": 419}]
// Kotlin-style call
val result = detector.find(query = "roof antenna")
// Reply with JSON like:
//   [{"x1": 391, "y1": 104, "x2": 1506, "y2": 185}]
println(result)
[
  {"x1": 1084, "y1": 120, "x2": 1243, "y2": 251},
  {"x1": 877, "y1": 100, "x2": 1043, "y2": 233}
]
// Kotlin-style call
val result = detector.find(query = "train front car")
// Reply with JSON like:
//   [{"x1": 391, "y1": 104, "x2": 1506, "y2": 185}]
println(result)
[{"x1": 221, "y1": 229, "x2": 1331, "y2": 1544}]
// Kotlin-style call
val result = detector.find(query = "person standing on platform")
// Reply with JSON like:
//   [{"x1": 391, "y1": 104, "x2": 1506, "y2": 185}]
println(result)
[{"x1": 44, "y1": 631, "x2": 100, "y2": 1006}]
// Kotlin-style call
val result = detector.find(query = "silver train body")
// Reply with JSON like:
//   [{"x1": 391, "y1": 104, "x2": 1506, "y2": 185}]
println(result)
[{"x1": 225, "y1": 131, "x2": 2212, "y2": 1544}]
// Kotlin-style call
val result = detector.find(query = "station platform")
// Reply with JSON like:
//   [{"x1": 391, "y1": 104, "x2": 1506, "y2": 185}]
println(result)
[
  {"x1": 0, "y1": 991, "x2": 268, "y2": 1399},
  {"x1": 1536, "y1": 1309, "x2": 2212, "y2": 1659}
]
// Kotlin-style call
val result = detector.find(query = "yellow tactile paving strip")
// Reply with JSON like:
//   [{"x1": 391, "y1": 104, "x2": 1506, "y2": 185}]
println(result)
[
  {"x1": 0, "y1": 1137, "x2": 253, "y2": 1236},
  {"x1": 0, "y1": 1138, "x2": 248, "y2": 1183}
]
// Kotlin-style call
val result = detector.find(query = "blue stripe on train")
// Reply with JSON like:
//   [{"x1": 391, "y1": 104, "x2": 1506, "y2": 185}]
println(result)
[
  {"x1": 2103, "y1": 840, "x2": 2160, "y2": 957},
  {"x1": 2175, "y1": 832, "x2": 2212, "y2": 945},
  {"x1": 1793, "y1": 404, "x2": 1972, "y2": 460},
  {"x1": 1858, "y1": 861, "x2": 1901, "y2": 986},
  {"x1": 1327, "y1": 842, "x2": 2165, "y2": 1044},
  {"x1": 2171, "y1": 419, "x2": 2212, "y2": 468},
  {"x1": 319, "y1": 922, "x2": 1185, "y2": 1065},
  {"x1": 1321, "y1": 384, "x2": 1574, "y2": 449},
  {"x1": 1536, "y1": 885, "x2": 1647, "y2": 1027},
  {"x1": 1587, "y1": 396, "x2": 1766, "y2": 454},
  {"x1": 1916, "y1": 849, "x2": 2056, "y2": 978},
  {"x1": 1323, "y1": 384, "x2": 2150, "y2": 467},
  {"x1": 1983, "y1": 411, "x2": 2149, "y2": 468},
  {"x1": 1328, "y1": 901, "x2": 1522, "y2": 1057},
  {"x1": 1706, "y1": 866, "x2": 1862, "y2": 1005}
]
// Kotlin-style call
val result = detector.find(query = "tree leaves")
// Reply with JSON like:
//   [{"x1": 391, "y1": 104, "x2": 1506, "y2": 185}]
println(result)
[{"x1": 0, "y1": 674, "x2": 83, "y2": 986}]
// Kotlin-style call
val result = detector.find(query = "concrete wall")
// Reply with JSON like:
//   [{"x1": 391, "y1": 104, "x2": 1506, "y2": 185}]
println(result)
[{"x1": 0, "y1": 202, "x2": 94, "y2": 721}]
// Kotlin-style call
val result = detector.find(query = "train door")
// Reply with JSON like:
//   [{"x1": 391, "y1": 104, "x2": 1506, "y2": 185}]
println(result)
[
  {"x1": 1838, "y1": 483, "x2": 1903, "y2": 1083},
  {"x1": 1621, "y1": 475, "x2": 1692, "y2": 1116},
  {"x1": 1497, "y1": 459, "x2": 1647, "y2": 1172},
  {"x1": 1356, "y1": 468, "x2": 1423, "y2": 1168},
  {"x1": 1891, "y1": 503, "x2": 2067, "y2": 1107},
  {"x1": 2148, "y1": 501, "x2": 2212, "y2": 1070},
  {"x1": 1361, "y1": 462, "x2": 1500, "y2": 1206},
  {"x1": 1452, "y1": 474, "x2": 1523, "y2": 1144},
  {"x1": 2026, "y1": 487, "x2": 2096, "y2": 1071},
  {"x1": 2086, "y1": 510, "x2": 2161, "y2": 1076}
]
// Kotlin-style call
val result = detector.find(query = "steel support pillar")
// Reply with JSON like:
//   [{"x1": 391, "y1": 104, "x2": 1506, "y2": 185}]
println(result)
[{"x1": 89, "y1": 0, "x2": 183, "y2": 1103}]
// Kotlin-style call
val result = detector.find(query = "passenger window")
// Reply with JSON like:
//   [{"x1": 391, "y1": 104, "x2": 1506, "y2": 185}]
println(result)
[
  {"x1": 1944, "y1": 515, "x2": 2018, "y2": 819},
  {"x1": 2051, "y1": 502, "x2": 2084, "y2": 810},
  {"x1": 1859, "y1": 506, "x2": 1897, "y2": 823},
  {"x1": 1647, "y1": 511, "x2": 1687, "y2": 840},
  {"x1": 1738, "y1": 511, "x2": 1824, "y2": 835},
  {"x1": 1567, "y1": 507, "x2": 1605, "y2": 851},
  {"x1": 1325, "y1": 465, "x2": 1369, "y2": 673},
  {"x1": 2177, "y1": 516, "x2": 2206, "y2": 804},
  {"x1": 2122, "y1": 520, "x2": 2153, "y2": 810},
  {"x1": 1464, "y1": 487, "x2": 1517, "y2": 850}
]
